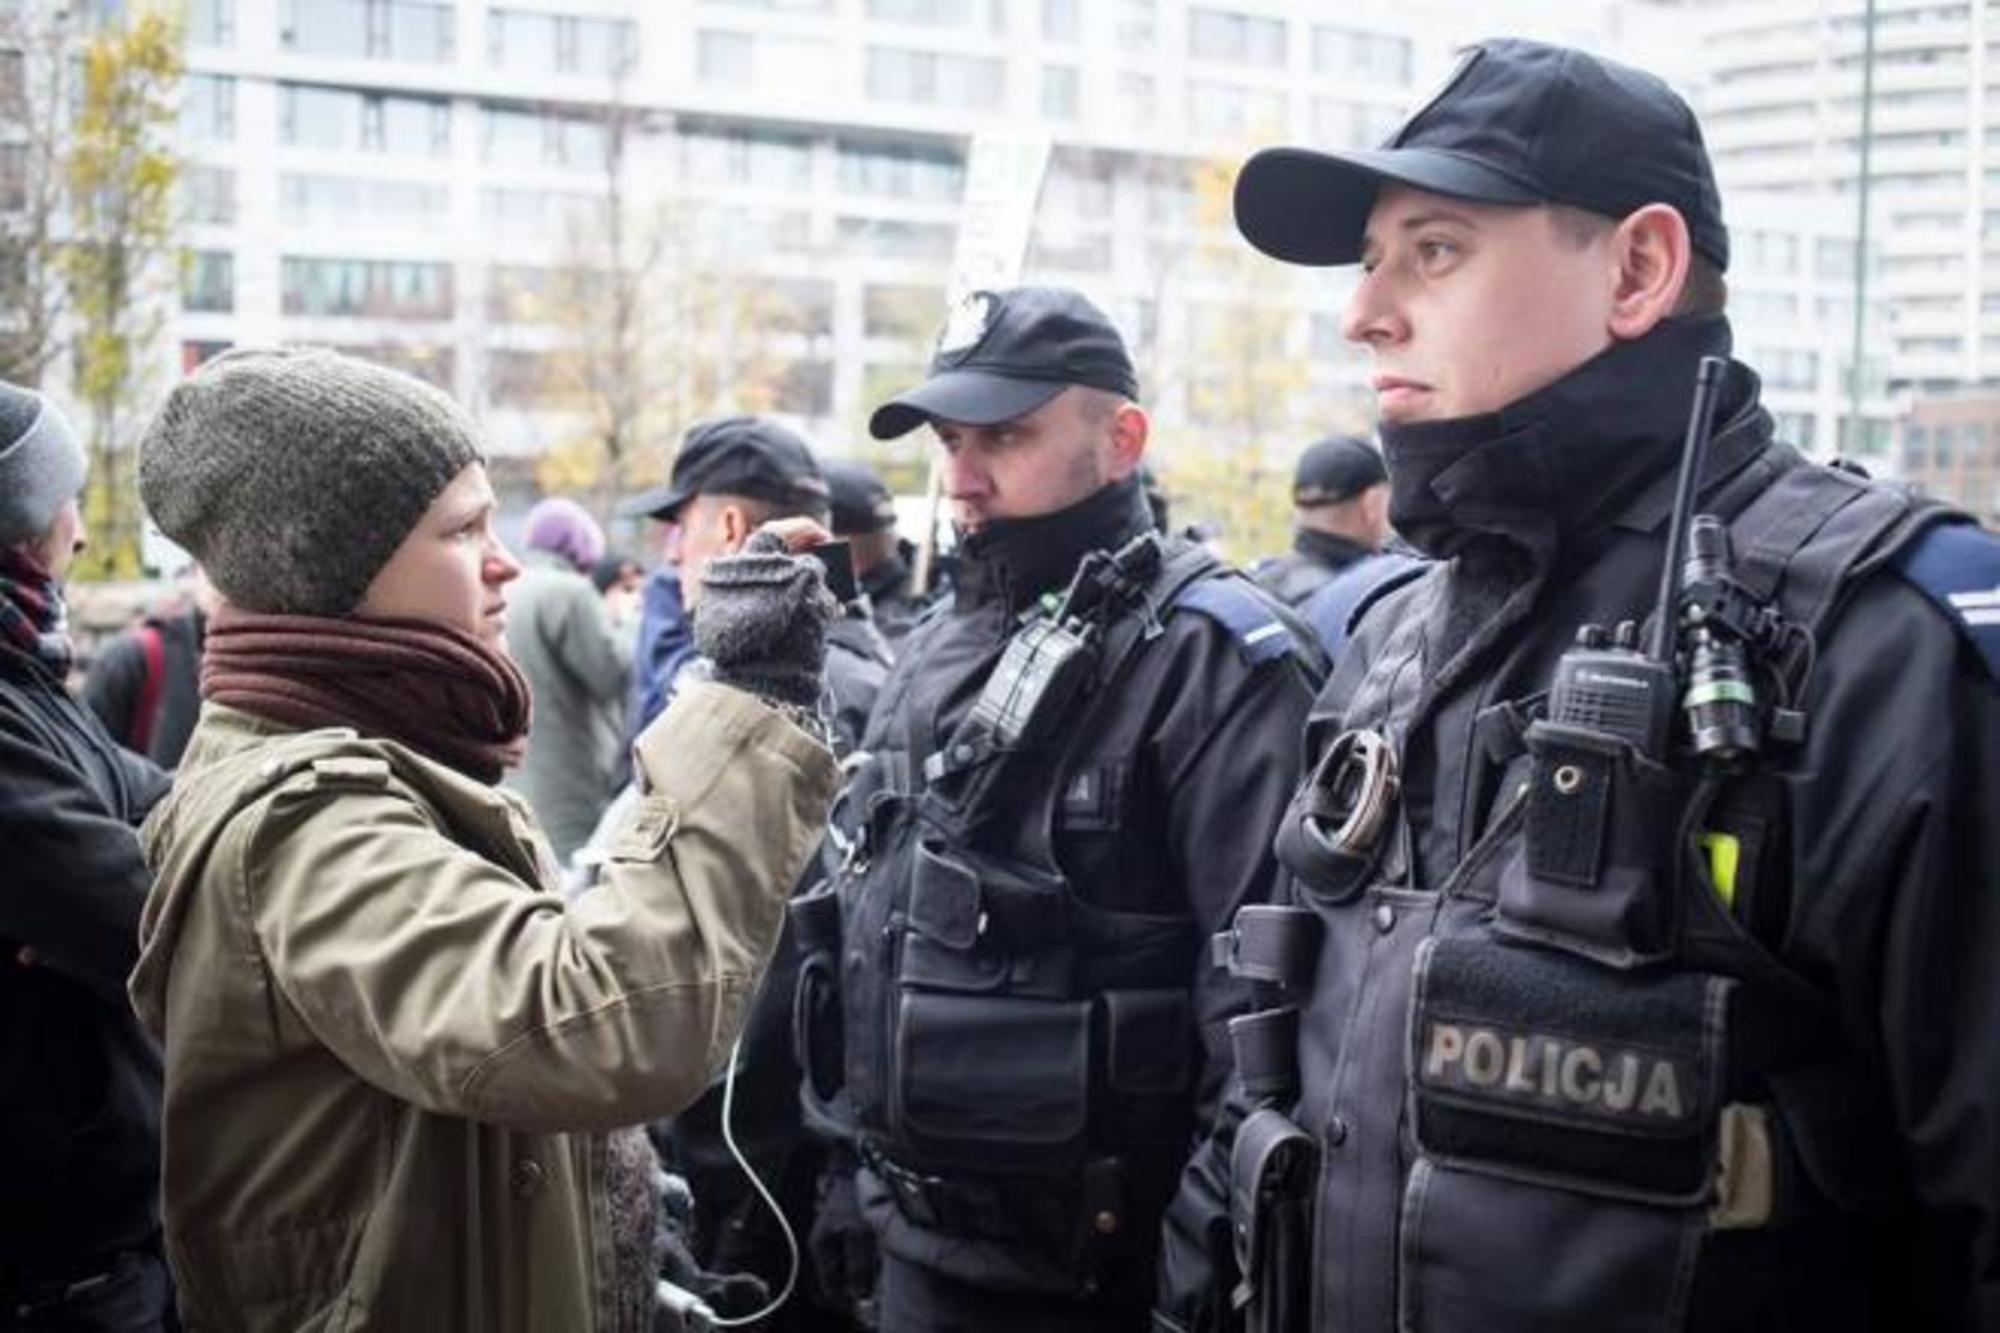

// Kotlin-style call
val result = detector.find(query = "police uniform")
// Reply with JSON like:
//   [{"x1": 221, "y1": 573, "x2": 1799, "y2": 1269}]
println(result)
[
  {"x1": 1251, "y1": 436, "x2": 1389, "y2": 609},
  {"x1": 826, "y1": 457, "x2": 932, "y2": 650},
  {"x1": 1158, "y1": 40, "x2": 2000, "y2": 1333},
  {"x1": 795, "y1": 288, "x2": 1324, "y2": 1331}
]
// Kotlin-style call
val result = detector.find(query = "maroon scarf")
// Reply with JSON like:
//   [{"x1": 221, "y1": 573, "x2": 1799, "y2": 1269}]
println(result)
[
  {"x1": 202, "y1": 606, "x2": 531, "y2": 784},
  {"x1": 0, "y1": 546, "x2": 72, "y2": 676}
]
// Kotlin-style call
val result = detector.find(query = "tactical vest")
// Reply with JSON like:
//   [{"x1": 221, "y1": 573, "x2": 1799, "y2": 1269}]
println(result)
[
  {"x1": 791, "y1": 534, "x2": 1285, "y2": 1293},
  {"x1": 1217, "y1": 449, "x2": 1955, "y2": 1333}
]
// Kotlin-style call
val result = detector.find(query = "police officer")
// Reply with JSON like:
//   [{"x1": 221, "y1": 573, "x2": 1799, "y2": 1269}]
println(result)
[
  {"x1": 622, "y1": 415, "x2": 888, "y2": 753},
  {"x1": 1157, "y1": 39, "x2": 2000, "y2": 1333},
  {"x1": 793, "y1": 286, "x2": 1323, "y2": 1331},
  {"x1": 1250, "y1": 435, "x2": 1391, "y2": 608},
  {"x1": 825, "y1": 457, "x2": 929, "y2": 649}
]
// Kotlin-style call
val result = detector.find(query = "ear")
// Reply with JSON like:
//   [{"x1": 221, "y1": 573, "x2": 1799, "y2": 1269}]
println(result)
[
  {"x1": 718, "y1": 502, "x2": 753, "y2": 550},
  {"x1": 1106, "y1": 402, "x2": 1150, "y2": 480},
  {"x1": 1606, "y1": 204, "x2": 1692, "y2": 341}
]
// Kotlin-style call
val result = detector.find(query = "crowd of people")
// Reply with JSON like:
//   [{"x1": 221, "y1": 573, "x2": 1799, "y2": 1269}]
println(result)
[{"x1": 7, "y1": 35, "x2": 2000, "y2": 1333}]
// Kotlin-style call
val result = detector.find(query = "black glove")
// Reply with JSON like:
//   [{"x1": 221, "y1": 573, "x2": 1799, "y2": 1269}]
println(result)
[
  {"x1": 693, "y1": 530, "x2": 834, "y2": 710},
  {"x1": 655, "y1": 1169, "x2": 773, "y2": 1320},
  {"x1": 809, "y1": 1160, "x2": 879, "y2": 1327}
]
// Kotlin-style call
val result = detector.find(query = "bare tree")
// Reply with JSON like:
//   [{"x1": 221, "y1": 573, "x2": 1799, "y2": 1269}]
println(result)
[{"x1": 0, "y1": 5, "x2": 79, "y2": 388}]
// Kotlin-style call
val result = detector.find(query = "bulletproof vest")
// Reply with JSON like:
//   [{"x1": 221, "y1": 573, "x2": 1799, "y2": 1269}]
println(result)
[
  {"x1": 1216, "y1": 447, "x2": 1954, "y2": 1333},
  {"x1": 1252, "y1": 551, "x2": 1339, "y2": 609},
  {"x1": 789, "y1": 534, "x2": 1240, "y2": 1290}
]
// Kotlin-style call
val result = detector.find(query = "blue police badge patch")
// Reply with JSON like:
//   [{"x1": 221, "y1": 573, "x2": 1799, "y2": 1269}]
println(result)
[{"x1": 1892, "y1": 518, "x2": 2000, "y2": 680}]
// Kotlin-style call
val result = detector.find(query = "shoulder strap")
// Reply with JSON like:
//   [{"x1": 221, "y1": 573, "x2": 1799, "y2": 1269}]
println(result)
[
  {"x1": 1724, "y1": 454, "x2": 1926, "y2": 640},
  {"x1": 130, "y1": 624, "x2": 166, "y2": 755}
]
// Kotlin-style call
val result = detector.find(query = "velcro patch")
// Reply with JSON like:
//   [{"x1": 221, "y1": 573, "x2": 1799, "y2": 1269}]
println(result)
[
  {"x1": 1893, "y1": 518, "x2": 2000, "y2": 680},
  {"x1": 1417, "y1": 1018, "x2": 1699, "y2": 1130},
  {"x1": 1174, "y1": 577, "x2": 1294, "y2": 666}
]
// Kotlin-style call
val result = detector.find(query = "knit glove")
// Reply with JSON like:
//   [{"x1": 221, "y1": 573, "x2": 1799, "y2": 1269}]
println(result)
[{"x1": 693, "y1": 530, "x2": 834, "y2": 711}]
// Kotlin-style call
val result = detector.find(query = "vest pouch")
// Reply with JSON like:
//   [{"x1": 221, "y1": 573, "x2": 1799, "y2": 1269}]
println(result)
[
  {"x1": 1493, "y1": 720, "x2": 1696, "y2": 967},
  {"x1": 1399, "y1": 935, "x2": 1732, "y2": 1333},
  {"x1": 890, "y1": 990, "x2": 1092, "y2": 1175},
  {"x1": 1102, "y1": 988, "x2": 1194, "y2": 1145},
  {"x1": 791, "y1": 884, "x2": 845, "y2": 1111},
  {"x1": 902, "y1": 839, "x2": 1076, "y2": 1000}
]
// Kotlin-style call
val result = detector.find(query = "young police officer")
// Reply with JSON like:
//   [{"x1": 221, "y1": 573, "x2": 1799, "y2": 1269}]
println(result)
[
  {"x1": 1160, "y1": 39, "x2": 2000, "y2": 1333},
  {"x1": 793, "y1": 286, "x2": 1323, "y2": 1331}
]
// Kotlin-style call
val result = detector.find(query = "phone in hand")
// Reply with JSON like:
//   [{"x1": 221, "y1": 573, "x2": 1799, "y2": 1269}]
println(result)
[{"x1": 806, "y1": 539, "x2": 859, "y2": 604}]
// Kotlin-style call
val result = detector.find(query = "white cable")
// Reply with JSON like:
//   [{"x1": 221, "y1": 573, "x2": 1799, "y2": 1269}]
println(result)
[{"x1": 697, "y1": 1033, "x2": 801, "y2": 1329}]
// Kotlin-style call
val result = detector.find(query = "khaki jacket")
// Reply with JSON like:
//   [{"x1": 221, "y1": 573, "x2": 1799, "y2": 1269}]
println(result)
[{"x1": 129, "y1": 683, "x2": 837, "y2": 1331}]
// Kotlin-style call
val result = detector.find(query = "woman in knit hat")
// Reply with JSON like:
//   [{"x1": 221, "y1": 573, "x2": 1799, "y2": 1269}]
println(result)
[
  {"x1": 128, "y1": 348, "x2": 840, "y2": 1331},
  {"x1": 0, "y1": 381, "x2": 175, "y2": 1329},
  {"x1": 503, "y1": 497, "x2": 631, "y2": 863}
]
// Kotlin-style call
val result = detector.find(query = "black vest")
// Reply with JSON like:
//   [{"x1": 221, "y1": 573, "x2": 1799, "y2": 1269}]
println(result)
[{"x1": 1218, "y1": 333, "x2": 1959, "y2": 1333}]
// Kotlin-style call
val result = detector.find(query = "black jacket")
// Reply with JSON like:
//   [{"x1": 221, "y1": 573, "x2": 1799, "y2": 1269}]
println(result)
[
  {"x1": 1160, "y1": 319, "x2": 2000, "y2": 1331},
  {"x1": 84, "y1": 607, "x2": 206, "y2": 768},
  {"x1": 1251, "y1": 528, "x2": 1376, "y2": 608},
  {"x1": 0, "y1": 639, "x2": 169, "y2": 1280}
]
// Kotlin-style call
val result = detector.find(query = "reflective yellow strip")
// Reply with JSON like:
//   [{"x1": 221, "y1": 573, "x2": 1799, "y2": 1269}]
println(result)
[{"x1": 1701, "y1": 831, "x2": 1742, "y2": 907}]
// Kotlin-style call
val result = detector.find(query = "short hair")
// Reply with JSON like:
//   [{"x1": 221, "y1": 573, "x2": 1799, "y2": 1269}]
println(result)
[{"x1": 1546, "y1": 203, "x2": 1727, "y2": 319}]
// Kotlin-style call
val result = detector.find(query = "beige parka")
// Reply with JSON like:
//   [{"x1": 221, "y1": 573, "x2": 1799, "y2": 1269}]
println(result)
[{"x1": 128, "y1": 682, "x2": 837, "y2": 1331}]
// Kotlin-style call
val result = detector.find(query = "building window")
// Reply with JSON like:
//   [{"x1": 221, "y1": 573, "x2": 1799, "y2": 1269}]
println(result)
[
  {"x1": 864, "y1": 283, "x2": 940, "y2": 339},
  {"x1": 1116, "y1": 0, "x2": 1155, "y2": 48},
  {"x1": 480, "y1": 186, "x2": 606, "y2": 237},
  {"x1": 324, "y1": 341, "x2": 455, "y2": 390},
  {"x1": 281, "y1": 174, "x2": 448, "y2": 227},
  {"x1": 183, "y1": 74, "x2": 236, "y2": 143},
  {"x1": 1042, "y1": 0, "x2": 1077, "y2": 41},
  {"x1": 489, "y1": 8, "x2": 636, "y2": 76},
  {"x1": 280, "y1": 84, "x2": 449, "y2": 157},
  {"x1": 1311, "y1": 26, "x2": 1409, "y2": 82},
  {"x1": 1042, "y1": 65, "x2": 1078, "y2": 119},
  {"x1": 774, "y1": 360, "x2": 833, "y2": 416},
  {"x1": 866, "y1": 47, "x2": 1004, "y2": 108},
  {"x1": 1312, "y1": 96, "x2": 1401, "y2": 148},
  {"x1": 837, "y1": 215, "x2": 956, "y2": 260},
  {"x1": 1188, "y1": 8, "x2": 1286, "y2": 69},
  {"x1": 184, "y1": 165, "x2": 236, "y2": 225},
  {"x1": 837, "y1": 139, "x2": 965, "y2": 200},
  {"x1": 280, "y1": 256, "x2": 454, "y2": 319},
  {"x1": 189, "y1": 0, "x2": 235, "y2": 45},
  {"x1": 482, "y1": 105, "x2": 609, "y2": 169},
  {"x1": 1117, "y1": 72, "x2": 1154, "y2": 123},
  {"x1": 683, "y1": 126, "x2": 813, "y2": 189},
  {"x1": 1188, "y1": 80, "x2": 1286, "y2": 136},
  {"x1": 182, "y1": 340, "x2": 232, "y2": 373},
  {"x1": 868, "y1": 0, "x2": 1003, "y2": 30},
  {"x1": 183, "y1": 250, "x2": 235, "y2": 313},
  {"x1": 280, "y1": 0, "x2": 453, "y2": 61},
  {"x1": 697, "y1": 30, "x2": 754, "y2": 82}
]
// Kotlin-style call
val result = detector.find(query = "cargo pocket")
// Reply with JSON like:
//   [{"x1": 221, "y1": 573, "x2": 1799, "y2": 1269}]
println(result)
[
  {"x1": 1103, "y1": 988, "x2": 1194, "y2": 1145},
  {"x1": 790, "y1": 885, "x2": 845, "y2": 1111},
  {"x1": 1493, "y1": 720, "x2": 1699, "y2": 967},
  {"x1": 900, "y1": 839, "x2": 1075, "y2": 999},
  {"x1": 891, "y1": 990, "x2": 1092, "y2": 1174},
  {"x1": 1398, "y1": 935, "x2": 1730, "y2": 1333}
]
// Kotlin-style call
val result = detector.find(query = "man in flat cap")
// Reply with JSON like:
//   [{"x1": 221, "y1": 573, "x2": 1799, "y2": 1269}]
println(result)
[
  {"x1": 1161, "y1": 38, "x2": 2000, "y2": 1332},
  {"x1": 791, "y1": 286, "x2": 1324, "y2": 1331},
  {"x1": 1251, "y1": 434, "x2": 1390, "y2": 609}
]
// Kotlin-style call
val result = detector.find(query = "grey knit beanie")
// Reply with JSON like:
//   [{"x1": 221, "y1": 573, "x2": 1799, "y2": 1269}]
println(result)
[
  {"x1": 0, "y1": 381, "x2": 88, "y2": 546},
  {"x1": 139, "y1": 347, "x2": 483, "y2": 615}
]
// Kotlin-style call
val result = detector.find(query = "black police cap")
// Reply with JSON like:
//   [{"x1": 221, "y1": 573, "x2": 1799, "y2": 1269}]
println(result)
[
  {"x1": 619, "y1": 415, "x2": 829, "y2": 521},
  {"x1": 869, "y1": 286, "x2": 1139, "y2": 441},
  {"x1": 1234, "y1": 38, "x2": 1730, "y2": 273},
  {"x1": 823, "y1": 458, "x2": 898, "y2": 536},
  {"x1": 1294, "y1": 435, "x2": 1387, "y2": 506}
]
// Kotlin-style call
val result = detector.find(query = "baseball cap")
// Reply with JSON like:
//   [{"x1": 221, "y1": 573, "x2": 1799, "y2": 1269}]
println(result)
[
  {"x1": 1233, "y1": 38, "x2": 1729, "y2": 272},
  {"x1": 619, "y1": 415, "x2": 829, "y2": 521},
  {"x1": 1294, "y1": 435, "x2": 1388, "y2": 506},
  {"x1": 824, "y1": 458, "x2": 898, "y2": 536},
  {"x1": 869, "y1": 286, "x2": 1139, "y2": 441}
]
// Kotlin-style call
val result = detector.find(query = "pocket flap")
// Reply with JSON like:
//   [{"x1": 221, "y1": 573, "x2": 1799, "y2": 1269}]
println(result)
[
  {"x1": 1409, "y1": 935, "x2": 1730, "y2": 1205},
  {"x1": 910, "y1": 842, "x2": 985, "y2": 949}
]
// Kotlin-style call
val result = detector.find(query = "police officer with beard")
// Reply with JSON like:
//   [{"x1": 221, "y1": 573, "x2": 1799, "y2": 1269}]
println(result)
[
  {"x1": 1158, "y1": 39, "x2": 2000, "y2": 1333},
  {"x1": 791, "y1": 286, "x2": 1323, "y2": 1331}
]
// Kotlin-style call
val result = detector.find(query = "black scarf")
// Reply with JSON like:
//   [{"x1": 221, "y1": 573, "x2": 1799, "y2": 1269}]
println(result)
[
  {"x1": 954, "y1": 474, "x2": 1155, "y2": 613},
  {"x1": 0, "y1": 546, "x2": 72, "y2": 677},
  {"x1": 1379, "y1": 316, "x2": 1744, "y2": 570}
]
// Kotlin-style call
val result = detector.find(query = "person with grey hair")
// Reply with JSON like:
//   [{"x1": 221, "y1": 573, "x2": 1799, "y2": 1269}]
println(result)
[
  {"x1": 0, "y1": 380, "x2": 174, "y2": 1330},
  {"x1": 127, "y1": 347, "x2": 842, "y2": 1332}
]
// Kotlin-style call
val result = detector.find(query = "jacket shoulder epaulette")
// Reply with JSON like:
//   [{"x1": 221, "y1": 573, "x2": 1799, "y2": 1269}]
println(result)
[
  {"x1": 1890, "y1": 517, "x2": 2000, "y2": 680},
  {"x1": 1172, "y1": 574, "x2": 1298, "y2": 667}
]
